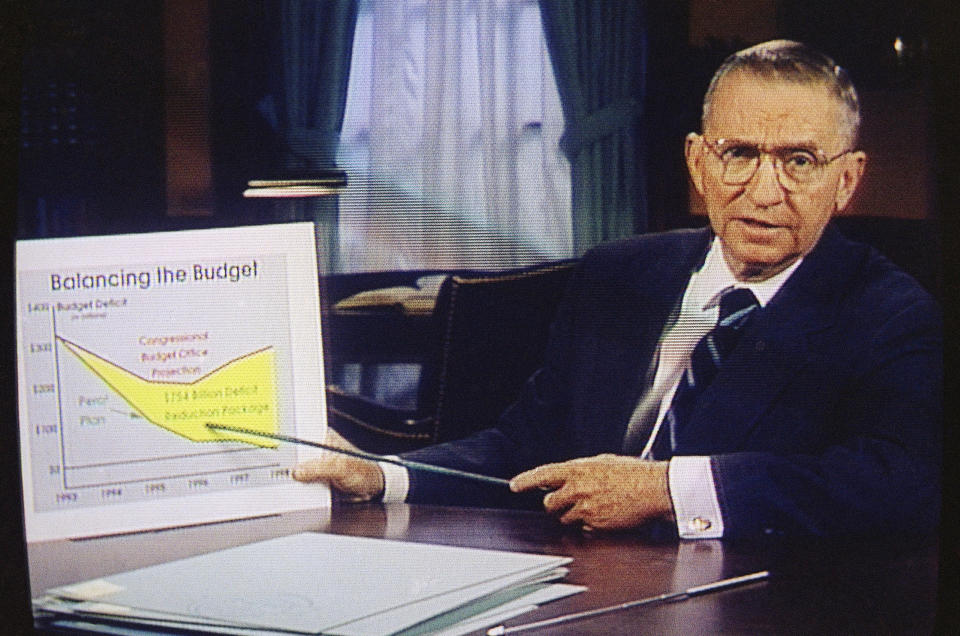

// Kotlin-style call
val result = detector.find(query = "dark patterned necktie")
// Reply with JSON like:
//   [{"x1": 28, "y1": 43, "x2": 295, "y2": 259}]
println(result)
[{"x1": 649, "y1": 287, "x2": 760, "y2": 460}]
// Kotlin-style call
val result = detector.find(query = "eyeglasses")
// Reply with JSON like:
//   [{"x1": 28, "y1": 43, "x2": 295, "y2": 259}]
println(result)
[{"x1": 701, "y1": 137, "x2": 852, "y2": 192}]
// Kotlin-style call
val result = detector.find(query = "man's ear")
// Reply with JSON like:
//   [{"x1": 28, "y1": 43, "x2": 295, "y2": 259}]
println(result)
[
  {"x1": 834, "y1": 150, "x2": 867, "y2": 212},
  {"x1": 685, "y1": 133, "x2": 706, "y2": 197}
]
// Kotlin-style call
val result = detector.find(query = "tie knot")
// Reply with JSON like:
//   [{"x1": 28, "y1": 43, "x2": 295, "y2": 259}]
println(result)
[{"x1": 718, "y1": 288, "x2": 759, "y2": 327}]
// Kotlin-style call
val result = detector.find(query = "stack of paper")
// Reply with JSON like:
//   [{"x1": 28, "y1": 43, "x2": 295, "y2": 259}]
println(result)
[{"x1": 34, "y1": 532, "x2": 584, "y2": 635}]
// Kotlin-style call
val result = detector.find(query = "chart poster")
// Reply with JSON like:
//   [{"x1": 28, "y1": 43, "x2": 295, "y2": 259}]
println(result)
[{"x1": 16, "y1": 223, "x2": 330, "y2": 541}]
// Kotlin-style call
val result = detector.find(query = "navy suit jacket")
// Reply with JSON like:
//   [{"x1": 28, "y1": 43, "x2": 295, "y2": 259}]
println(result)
[{"x1": 401, "y1": 225, "x2": 942, "y2": 539}]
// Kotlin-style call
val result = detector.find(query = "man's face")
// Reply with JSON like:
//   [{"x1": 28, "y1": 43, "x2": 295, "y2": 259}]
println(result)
[{"x1": 685, "y1": 71, "x2": 866, "y2": 281}]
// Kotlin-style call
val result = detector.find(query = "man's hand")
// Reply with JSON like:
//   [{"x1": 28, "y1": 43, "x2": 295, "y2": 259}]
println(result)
[
  {"x1": 510, "y1": 454, "x2": 674, "y2": 531},
  {"x1": 292, "y1": 428, "x2": 385, "y2": 502}
]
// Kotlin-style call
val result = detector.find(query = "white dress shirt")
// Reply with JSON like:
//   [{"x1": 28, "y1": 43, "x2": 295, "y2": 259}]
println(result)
[
  {"x1": 381, "y1": 237, "x2": 801, "y2": 539},
  {"x1": 659, "y1": 237, "x2": 800, "y2": 538}
]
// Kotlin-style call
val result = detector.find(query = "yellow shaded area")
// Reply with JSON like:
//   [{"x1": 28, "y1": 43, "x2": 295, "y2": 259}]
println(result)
[{"x1": 58, "y1": 338, "x2": 279, "y2": 448}]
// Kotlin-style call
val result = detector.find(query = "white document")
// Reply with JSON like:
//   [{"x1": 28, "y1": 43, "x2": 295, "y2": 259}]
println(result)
[
  {"x1": 39, "y1": 532, "x2": 576, "y2": 635},
  {"x1": 16, "y1": 223, "x2": 330, "y2": 541}
]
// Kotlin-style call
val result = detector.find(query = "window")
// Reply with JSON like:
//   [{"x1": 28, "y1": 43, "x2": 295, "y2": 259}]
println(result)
[{"x1": 337, "y1": 0, "x2": 571, "y2": 271}]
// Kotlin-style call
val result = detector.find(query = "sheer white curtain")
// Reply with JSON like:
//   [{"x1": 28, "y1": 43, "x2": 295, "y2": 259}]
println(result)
[{"x1": 336, "y1": 0, "x2": 571, "y2": 272}]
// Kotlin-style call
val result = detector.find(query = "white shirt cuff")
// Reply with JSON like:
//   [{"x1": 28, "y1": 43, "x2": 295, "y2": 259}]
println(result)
[
  {"x1": 378, "y1": 458, "x2": 410, "y2": 503},
  {"x1": 668, "y1": 455, "x2": 724, "y2": 539}
]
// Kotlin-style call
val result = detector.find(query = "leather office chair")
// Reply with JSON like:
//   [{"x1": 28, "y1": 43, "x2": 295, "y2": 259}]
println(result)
[{"x1": 326, "y1": 259, "x2": 578, "y2": 454}]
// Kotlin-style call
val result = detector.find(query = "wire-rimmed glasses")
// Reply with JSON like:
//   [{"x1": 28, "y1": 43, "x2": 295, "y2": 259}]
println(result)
[{"x1": 701, "y1": 136, "x2": 852, "y2": 192}]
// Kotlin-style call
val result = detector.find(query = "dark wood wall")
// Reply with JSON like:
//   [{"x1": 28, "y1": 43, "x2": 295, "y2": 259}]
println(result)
[
  {"x1": 16, "y1": 2, "x2": 942, "y2": 239},
  {"x1": 646, "y1": 0, "x2": 935, "y2": 227}
]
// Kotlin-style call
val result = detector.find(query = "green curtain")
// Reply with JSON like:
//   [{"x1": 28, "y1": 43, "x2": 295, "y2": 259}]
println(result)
[
  {"x1": 539, "y1": 0, "x2": 647, "y2": 255},
  {"x1": 260, "y1": 0, "x2": 358, "y2": 273}
]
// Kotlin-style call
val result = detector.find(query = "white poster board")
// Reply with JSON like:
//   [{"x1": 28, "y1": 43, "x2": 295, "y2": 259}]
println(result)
[{"x1": 16, "y1": 223, "x2": 330, "y2": 541}]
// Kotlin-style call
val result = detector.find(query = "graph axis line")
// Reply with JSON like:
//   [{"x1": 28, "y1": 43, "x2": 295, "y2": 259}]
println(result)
[
  {"x1": 65, "y1": 463, "x2": 285, "y2": 491},
  {"x1": 65, "y1": 446, "x2": 261, "y2": 471},
  {"x1": 52, "y1": 308, "x2": 68, "y2": 491}
]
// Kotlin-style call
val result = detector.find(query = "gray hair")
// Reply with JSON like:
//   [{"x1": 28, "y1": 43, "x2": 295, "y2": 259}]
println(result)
[{"x1": 702, "y1": 40, "x2": 861, "y2": 145}]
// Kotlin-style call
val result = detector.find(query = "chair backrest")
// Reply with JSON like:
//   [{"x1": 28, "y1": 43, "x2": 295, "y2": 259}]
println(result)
[{"x1": 418, "y1": 260, "x2": 578, "y2": 443}]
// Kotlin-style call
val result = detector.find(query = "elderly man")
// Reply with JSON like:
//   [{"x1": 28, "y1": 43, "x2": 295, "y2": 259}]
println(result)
[{"x1": 295, "y1": 40, "x2": 941, "y2": 540}]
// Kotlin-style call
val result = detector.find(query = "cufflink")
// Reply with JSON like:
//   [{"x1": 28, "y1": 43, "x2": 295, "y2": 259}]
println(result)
[{"x1": 688, "y1": 517, "x2": 712, "y2": 532}]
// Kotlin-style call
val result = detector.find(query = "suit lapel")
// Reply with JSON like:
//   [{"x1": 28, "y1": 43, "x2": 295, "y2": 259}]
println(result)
[
  {"x1": 674, "y1": 225, "x2": 861, "y2": 453},
  {"x1": 592, "y1": 229, "x2": 713, "y2": 453}
]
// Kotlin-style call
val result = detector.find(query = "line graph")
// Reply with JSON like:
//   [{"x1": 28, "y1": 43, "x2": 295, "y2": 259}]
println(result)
[
  {"x1": 17, "y1": 224, "x2": 329, "y2": 540},
  {"x1": 57, "y1": 336, "x2": 280, "y2": 447},
  {"x1": 22, "y1": 272, "x2": 297, "y2": 504}
]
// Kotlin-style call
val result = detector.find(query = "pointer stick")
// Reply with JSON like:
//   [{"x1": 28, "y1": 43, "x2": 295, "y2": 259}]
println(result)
[
  {"x1": 486, "y1": 570, "x2": 770, "y2": 635},
  {"x1": 204, "y1": 422, "x2": 511, "y2": 488}
]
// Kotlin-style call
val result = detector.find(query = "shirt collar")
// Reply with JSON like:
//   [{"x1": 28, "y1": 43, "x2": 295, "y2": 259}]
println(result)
[{"x1": 689, "y1": 236, "x2": 802, "y2": 312}]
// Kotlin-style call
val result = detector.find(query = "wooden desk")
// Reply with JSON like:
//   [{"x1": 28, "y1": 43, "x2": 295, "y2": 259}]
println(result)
[{"x1": 29, "y1": 503, "x2": 940, "y2": 634}]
